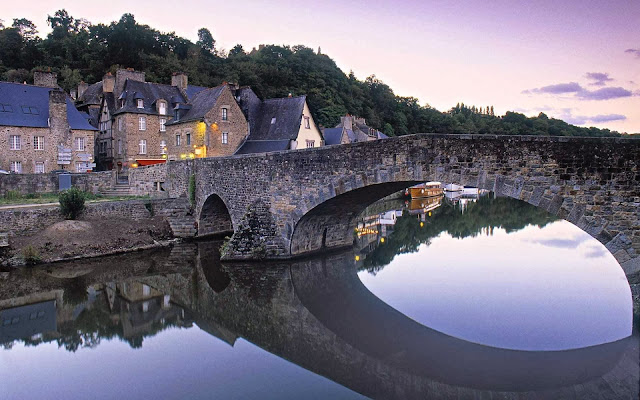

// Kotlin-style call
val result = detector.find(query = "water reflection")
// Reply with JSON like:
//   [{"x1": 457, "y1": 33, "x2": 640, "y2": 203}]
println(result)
[{"x1": 0, "y1": 195, "x2": 637, "y2": 400}]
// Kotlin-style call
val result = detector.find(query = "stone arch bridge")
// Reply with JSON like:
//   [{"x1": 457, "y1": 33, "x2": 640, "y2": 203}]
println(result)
[{"x1": 139, "y1": 134, "x2": 639, "y2": 276}]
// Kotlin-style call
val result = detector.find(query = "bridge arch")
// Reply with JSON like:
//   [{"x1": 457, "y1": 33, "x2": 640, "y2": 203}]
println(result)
[{"x1": 198, "y1": 193, "x2": 233, "y2": 237}]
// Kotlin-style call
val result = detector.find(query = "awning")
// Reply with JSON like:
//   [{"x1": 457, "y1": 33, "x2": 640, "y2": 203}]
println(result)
[{"x1": 136, "y1": 159, "x2": 166, "y2": 166}]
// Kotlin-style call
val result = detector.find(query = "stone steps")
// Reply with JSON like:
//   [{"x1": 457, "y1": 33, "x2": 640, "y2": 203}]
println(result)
[
  {"x1": 100, "y1": 184, "x2": 132, "y2": 197},
  {"x1": 156, "y1": 198, "x2": 197, "y2": 238}
]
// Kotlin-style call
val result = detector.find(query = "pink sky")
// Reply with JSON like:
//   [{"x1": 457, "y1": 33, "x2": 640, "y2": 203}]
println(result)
[{"x1": 5, "y1": 0, "x2": 640, "y2": 133}]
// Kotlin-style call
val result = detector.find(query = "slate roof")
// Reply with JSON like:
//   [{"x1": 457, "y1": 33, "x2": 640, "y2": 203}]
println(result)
[
  {"x1": 77, "y1": 82, "x2": 103, "y2": 107},
  {"x1": 322, "y1": 128, "x2": 344, "y2": 145},
  {"x1": 167, "y1": 85, "x2": 225, "y2": 125},
  {"x1": 0, "y1": 82, "x2": 97, "y2": 130},
  {"x1": 185, "y1": 85, "x2": 207, "y2": 100},
  {"x1": 114, "y1": 80, "x2": 186, "y2": 116},
  {"x1": 244, "y1": 95, "x2": 306, "y2": 141},
  {"x1": 235, "y1": 140, "x2": 291, "y2": 155}
]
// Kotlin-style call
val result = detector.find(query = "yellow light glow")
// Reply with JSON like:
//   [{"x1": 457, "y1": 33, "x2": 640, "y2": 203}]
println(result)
[
  {"x1": 189, "y1": 153, "x2": 195, "y2": 159},
  {"x1": 131, "y1": 163, "x2": 138, "y2": 168},
  {"x1": 180, "y1": 154, "x2": 187, "y2": 160},
  {"x1": 420, "y1": 222, "x2": 424, "y2": 227},
  {"x1": 161, "y1": 154, "x2": 167, "y2": 159},
  {"x1": 428, "y1": 211, "x2": 432, "y2": 217},
  {"x1": 380, "y1": 237, "x2": 385, "y2": 243},
  {"x1": 355, "y1": 255, "x2": 360, "y2": 261}
]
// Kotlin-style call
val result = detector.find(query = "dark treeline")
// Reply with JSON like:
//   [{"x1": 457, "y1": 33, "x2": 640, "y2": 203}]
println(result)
[
  {"x1": 0, "y1": 10, "x2": 624, "y2": 136},
  {"x1": 361, "y1": 196, "x2": 557, "y2": 274}
]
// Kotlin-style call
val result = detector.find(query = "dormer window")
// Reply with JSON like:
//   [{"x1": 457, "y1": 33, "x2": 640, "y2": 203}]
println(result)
[
  {"x1": 120, "y1": 99, "x2": 125, "y2": 108},
  {"x1": 137, "y1": 99, "x2": 144, "y2": 109},
  {"x1": 159, "y1": 101, "x2": 167, "y2": 115}
]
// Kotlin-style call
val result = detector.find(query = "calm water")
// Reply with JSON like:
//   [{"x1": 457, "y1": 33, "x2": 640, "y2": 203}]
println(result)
[{"x1": 1, "y1": 194, "x2": 637, "y2": 399}]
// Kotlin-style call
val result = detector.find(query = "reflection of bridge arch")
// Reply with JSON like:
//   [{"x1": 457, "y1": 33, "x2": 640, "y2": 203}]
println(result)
[
  {"x1": 186, "y1": 134, "x2": 639, "y2": 274},
  {"x1": 289, "y1": 253, "x2": 631, "y2": 392}
]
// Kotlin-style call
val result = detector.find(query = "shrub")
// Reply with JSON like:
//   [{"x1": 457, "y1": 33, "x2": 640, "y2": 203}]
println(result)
[
  {"x1": 22, "y1": 245, "x2": 41, "y2": 265},
  {"x1": 59, "y1": 187, "x2": 86, "y2": 220},
  {"x1": 4, "y1": 190, "x2": 21, "y2": 200}
]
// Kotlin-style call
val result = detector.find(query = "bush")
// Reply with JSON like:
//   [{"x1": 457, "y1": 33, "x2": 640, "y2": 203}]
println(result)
[
  {"x1": 4, "y1": 190, "x2": 21, "y2": 200},
  {"x1": 22, "y1": 245, "x2": 41, "y2": 265},
  {"x1": 59, "y1": 187, "x2": 86, "y2": 220},
  {"x1": 188, "y1": 174, "x2": 196, "y2": 207}
]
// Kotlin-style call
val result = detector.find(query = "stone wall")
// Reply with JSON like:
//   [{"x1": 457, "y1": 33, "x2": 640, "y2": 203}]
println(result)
[{"x1": 0, "y1": 171, "x2": 114, "y2": 196}]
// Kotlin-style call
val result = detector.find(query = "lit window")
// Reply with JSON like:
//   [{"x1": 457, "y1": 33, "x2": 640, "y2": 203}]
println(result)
[
  {"x1": 222, "y1": 132, "x2": 228, "y2": 144},
  {"x1": 9, "y1": 135, "x2": 21, "y2": 150},
  {"x1": 160, "y1": 140, "x2": 167, "y2": 155},
  {"x1": 118, "y1": 139, "x2": 122, "y2": 155},
  {"x1": 159, "y1": 102, "x2": 166, "y2": 115},
  {"x1": 304, "y1": 116, "x2": 310, "y2": 129},
  {"x1": 160, "y1": 118, "x2": 166, "y2": 132},
  {"x1": 10, "y1": 161, "x2": 22, "y2": 173},
  {"x1": 221, "y1": 108, "x2": 228, "y2": 121},
  {"x1": 35, "y1": 162, "x2": 45, "y2": 174},
  {"x1": 33, "y1": 136, "x2": 44, "y2": 150},
  {"x1": 139, "y1": 117, "x2": 146, "y2": 131},
  {"x1": 137, "y1": 99, "x2": 144, "y2": 109},
  {"x1": 186, "y1": 133, "x2": 191, "y2": 145},
  {"x1": 75, "y1": 137, "x2": 85, "y2": 151},
  {"x1": 139, "y1": 139, "x2": 147, "y2": 155},
  {"x1": 306, "y1": 140, "x2": 315, "y2": 148},
  {"x1": 175, "y1": 134, "x2": 181, "y2": 147}
]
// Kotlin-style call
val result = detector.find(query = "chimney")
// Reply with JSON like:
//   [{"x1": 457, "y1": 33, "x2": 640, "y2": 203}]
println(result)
[
  {"x1": 34, "y1": 70, "x2": 58, "y2": 88},
  {"x1": 49, "y1": 89, "x2": 70, "y2": 146},
  {"x1": 115, "y1": 68, "x2": 145, "y2": 99},
  {"x1": 77, "y1": 81, "x2": 89, "y2": 100},
  {"x1": 102, "y1": 72, "x2": 115, "y2": 93},
  {"x1": 171, "y1": 72, "x2": 188, "y2": 91},
  {"x1": 341, "y1": 115, "x2": 353, "y2": 130}
]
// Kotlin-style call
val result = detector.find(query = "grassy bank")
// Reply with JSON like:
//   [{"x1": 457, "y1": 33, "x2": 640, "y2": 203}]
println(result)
[{"x1": 0, "y1": 190, "x2": 148, "y2": 206}]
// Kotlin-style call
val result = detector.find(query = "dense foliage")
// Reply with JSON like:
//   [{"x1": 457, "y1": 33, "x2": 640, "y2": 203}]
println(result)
[
  {"x1": 361, "y1": 196, "x2": 558, "y2": 273},
  {"x1": 58, "y1": 187, "x2": 86, "y2": 219},
  {"x1": 0, "y1": 11, "x2": 624, "y2": 136}
]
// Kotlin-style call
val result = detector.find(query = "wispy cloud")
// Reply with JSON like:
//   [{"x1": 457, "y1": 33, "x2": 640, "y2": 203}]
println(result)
[
  {"x1": 527, "y1": 82, "x2": 583, "y2": 94},
  {"x1": 585, "y1": 72, "x2": 613, "y2": 86},
  {"x1": 588, "y1": 114, "x2": 627, "y2": 123},
  {"x1": 555, "y1": 108, "x2": 626, "y2": 125},
  {"x1": 576, "y1": 86, "x2": 633, "y2": 100},
  {"x1": 625, "y1": 48, "x2": 640, "y2": 58}
]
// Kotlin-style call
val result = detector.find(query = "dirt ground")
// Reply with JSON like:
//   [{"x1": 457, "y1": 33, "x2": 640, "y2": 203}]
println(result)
[{"x1": 4, "y1": 216, "x2": 173, "y2": 266}]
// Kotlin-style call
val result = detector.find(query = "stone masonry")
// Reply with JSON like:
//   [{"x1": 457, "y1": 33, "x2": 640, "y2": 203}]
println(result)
[{"x1": 145, "y1": 134, "x2": 638, "y2": 276}]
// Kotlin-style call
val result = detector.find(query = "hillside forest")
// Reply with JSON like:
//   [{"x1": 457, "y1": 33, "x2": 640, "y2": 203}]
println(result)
[{"x1": 0, "y1": 10, "x2": 627, "y2": 137}]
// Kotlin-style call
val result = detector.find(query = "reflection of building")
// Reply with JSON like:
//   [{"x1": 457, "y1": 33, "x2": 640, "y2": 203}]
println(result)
[
  {"x1": 444, "y1": 185, "x2": 490, "y2": 213},
  {"x1": 0, "y1": 280, "x2": 190, "y2": 349}
]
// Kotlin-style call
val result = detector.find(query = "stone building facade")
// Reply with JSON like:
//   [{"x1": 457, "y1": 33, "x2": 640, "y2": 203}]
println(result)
[
  {"x1": 0, "y1": 73, "x2": 97, "y2": 173},
  {"x1": 165, "y1": 84, "x2": 248, "y2": 160}
]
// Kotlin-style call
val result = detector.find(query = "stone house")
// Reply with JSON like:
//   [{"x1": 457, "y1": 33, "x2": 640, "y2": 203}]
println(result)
[
  {"x1": 0, "y1": 72, "x2": 97, "y2": 173},
  {"x1": 165, "y1": 84, "x2": 249, "y2": 161},
  {"x1": 322, "y1": 115, "x2": 388, "y2": 145},
  {"x1": 234, "y1": 88, "x2": 324, "y2": 154}
]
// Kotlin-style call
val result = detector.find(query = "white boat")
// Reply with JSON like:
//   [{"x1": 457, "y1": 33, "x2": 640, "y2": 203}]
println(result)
[{"x1": 444, "y1": 183, "x2": 463, "y2": 192}]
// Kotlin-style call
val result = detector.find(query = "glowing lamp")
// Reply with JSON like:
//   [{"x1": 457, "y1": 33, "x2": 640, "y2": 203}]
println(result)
[
  {"x1": 420, "y1": 222, "x2": 424, "y2": 227},
  {"x1": 180, "y1": 154, "x2": 187, "y2": 160},
  {"x1": 131, "y1": 163, "x2": 138, "y2": 168},
  {"x1": 380, "y1": 237, "x2": 385, "y2": 243},
  {"x1": 355, "y1": 255, "x2": 360, "y2": 261}
]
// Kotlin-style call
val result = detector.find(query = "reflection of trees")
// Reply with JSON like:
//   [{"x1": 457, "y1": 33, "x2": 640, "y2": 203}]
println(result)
[{"x1": 362, "y1": 196, "x2": 557, "y2": 273}]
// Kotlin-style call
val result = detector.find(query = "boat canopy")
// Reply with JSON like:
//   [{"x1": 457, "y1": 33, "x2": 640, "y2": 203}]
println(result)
[{"x1": 425, "y1": 181, "x2": 442, "y2": 186}]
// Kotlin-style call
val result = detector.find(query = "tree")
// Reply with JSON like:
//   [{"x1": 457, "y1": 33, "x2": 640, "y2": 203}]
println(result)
[
  {"x1": 12, "y1": 18, "x2": 38, "y2": 41},
  {"x1": 228, "y1": 44, "x2": 245, "y2": 57},
  {"x1": 197, "y1": 28, "x2": 215, "y2": 54}
]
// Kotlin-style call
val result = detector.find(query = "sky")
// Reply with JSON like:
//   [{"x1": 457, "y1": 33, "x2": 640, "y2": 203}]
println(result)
[{"x1": 4, "y1": 0, "x2": 640, "y2": 133}]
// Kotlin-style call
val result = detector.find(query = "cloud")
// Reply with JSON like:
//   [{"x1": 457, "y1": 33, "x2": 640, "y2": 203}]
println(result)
[
  {"x1": 585, "y1": 72, "x2": 613, "y2": 86},
  {"x1": 625, "y1": 48, "x2": 640, "y2": 58},
  {"x1": 576, "y1": 87, "x2": 633, "y2": 100},
  {"x1": 530, "y1": 82, "x2": 583, "y2": 94},
  {"x1": 554, "y1": 108, "x2": 627, "y2": 126},
  {"x1": 588, "y1": 114, "x2": 627, "y2": 123}
]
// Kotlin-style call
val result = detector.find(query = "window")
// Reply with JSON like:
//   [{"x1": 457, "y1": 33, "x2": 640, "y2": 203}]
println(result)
[
  {"x1": 306, "y1": 140, "x2": 315, "y2": 148},
  {"x1": 159, "y1": 102, "x2": 167, "y2": 115},
  {"x1": 33, "y1": 136, "x2": 44, "y2": 150},
  {"x1": 10, "y1": 135, "x2": 21, "y2": 150},
  {"x1": 160, "y1": 118, "x2": 166, "y2": 132},
  {"x1": 304, "y1": 116, "x2": 310, "y2": 129},
  {"x1": 160, "y1": 140, "x2": 167, "y2": 155},
  {"x1": 21, "y1": 105, "x2": 39, "y2": 115},
  {"x1": 137, "y1": 99, "x2": 144, "y2": 109},
  {"x1": 118, "y1": 139, "x2": 122, "y2": 155},
  {"x1": 120, "y1": 99, "x2": 125, "y2": 108},
  {"x1": 139, "y1": 116, "x2": 146, "y2": 131},
  {"x1": 10, "y1": 161, "x2": 21, "y2": 173},
  {"x1": 139, "y1": 140, "x2": 147, "y2": 155},
  {"x1": 0, "y1": 104, "x2": 13, "y2": 112},
  {"x1": 222, "y1": 132, "x2": 228, "y2": 144},
  {"x1": 271, "y1": 117, "x2": 276, "y2": 124},
  {"x1": 35, "y1": 162, "x2": 45, "y2": 174},
  {"x1": 118, "y1": 117, "x2": 123, "y2": 131},
  {"x1": 175, "y1": 134, "x2": 181, "y2": 147},
  {"x1": 186, "y1": 133, "x2": 191, "y2": 146},
  {"x1": 221, "y1": 108, "x2": 228, "y2": 121},
  {"x1": 75, "y1": 137, "x2": 85, "y2": 151}
]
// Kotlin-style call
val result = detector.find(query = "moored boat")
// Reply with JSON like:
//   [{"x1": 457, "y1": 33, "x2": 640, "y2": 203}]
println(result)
[{"x1": 407, "y1": 182, "x2": 443, "y2": 198}]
